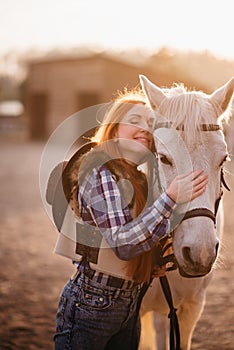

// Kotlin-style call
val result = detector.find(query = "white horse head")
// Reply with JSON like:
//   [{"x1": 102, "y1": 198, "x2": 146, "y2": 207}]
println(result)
[{"x1": 140, "y1": 75, "x2": 234, "y2": 278}]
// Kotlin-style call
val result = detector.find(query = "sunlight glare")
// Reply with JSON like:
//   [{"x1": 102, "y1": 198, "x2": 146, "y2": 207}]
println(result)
[{"x1": 0, "y1": 0, "x2": 233, "y2": 60}]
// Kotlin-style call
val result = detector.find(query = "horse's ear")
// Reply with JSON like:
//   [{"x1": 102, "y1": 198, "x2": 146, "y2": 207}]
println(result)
[
  {"x1": 209, "y1": 77, "x2": 234, "y2": 115},
  {"x1": 139, "y1": 75, "x2": 167, "y2": 110}
]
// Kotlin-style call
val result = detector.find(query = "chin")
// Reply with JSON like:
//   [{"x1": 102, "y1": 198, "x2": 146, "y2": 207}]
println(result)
[{"x1": 178, "y1": 265, "x2": 212, "y2": 278}]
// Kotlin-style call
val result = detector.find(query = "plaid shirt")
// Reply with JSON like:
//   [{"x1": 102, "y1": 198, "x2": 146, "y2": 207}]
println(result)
[{"x1": 78, "y1": 165, "x2": 176, "y2": 260}]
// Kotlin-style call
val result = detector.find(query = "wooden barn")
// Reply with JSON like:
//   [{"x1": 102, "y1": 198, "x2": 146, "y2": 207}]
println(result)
[{"x1": 26, "y1": 53, "x2": 164, "y2": 140}]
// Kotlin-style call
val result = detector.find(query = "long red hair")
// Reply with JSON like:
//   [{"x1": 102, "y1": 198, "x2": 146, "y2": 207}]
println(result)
[{"x1": 91, "y1": 89, "x2": 158, "y2": 283}]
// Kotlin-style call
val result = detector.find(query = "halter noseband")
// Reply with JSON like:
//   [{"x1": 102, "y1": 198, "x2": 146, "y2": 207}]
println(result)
[{"x1": 180, "y1": 166, "x2": 230, "y2": 226}]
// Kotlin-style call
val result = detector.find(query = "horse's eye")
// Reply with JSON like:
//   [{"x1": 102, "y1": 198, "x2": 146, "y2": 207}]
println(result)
[{"x1": 159, "y1": 154, "x2": 173, "y2": 166}]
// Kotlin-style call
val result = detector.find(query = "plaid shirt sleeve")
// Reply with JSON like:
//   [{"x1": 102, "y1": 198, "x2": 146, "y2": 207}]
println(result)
[{"x1": 78, "y1": 166, "x2": 176, "y2": 260}]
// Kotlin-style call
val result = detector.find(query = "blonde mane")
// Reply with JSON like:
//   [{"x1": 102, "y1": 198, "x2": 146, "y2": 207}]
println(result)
[{"x1": 156, "y1": 84, "x2": 231, "y2": 143}]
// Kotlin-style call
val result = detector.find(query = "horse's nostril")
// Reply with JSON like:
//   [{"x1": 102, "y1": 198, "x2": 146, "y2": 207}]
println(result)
[{"x1": 182, "y1": 247, "x2": 193, "y2": 265}]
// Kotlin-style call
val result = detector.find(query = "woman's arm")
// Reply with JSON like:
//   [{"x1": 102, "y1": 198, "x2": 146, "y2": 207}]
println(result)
[{"x1": 78, "y1": 166, "x2": 176, "y2": 260}]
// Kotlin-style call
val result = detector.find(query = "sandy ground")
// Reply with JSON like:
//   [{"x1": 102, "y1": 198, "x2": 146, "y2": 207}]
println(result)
[{"x1": 0, "y1": 138, "x2": 233, "y2": 350}]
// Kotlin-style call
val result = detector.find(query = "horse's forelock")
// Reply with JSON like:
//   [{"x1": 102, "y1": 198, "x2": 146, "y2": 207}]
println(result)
[{"x1": 157, "y1": 86, "x2": 221, "y2": 144}]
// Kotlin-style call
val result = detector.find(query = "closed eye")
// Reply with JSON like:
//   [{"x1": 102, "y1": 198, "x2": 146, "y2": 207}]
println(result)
[
  {"x1": 129, "y1": 119, "x2": 140, "y2": 124},
  {"x1": 158, "y1": 154, "x2": 173, "y2": 166}
]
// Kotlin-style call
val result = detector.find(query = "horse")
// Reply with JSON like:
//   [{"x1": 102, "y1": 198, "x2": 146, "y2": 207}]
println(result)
[{"x1": 138, "y1": 75, "x2": 234, "y2": 350}]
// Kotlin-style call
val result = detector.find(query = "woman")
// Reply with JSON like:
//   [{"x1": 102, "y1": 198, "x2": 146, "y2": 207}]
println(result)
[{"x1": 53, "y1": 89, "x2": 208, "y2": 350}]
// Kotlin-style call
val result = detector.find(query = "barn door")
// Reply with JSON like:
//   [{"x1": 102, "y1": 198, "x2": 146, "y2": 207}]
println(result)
[{"x1": 29, "y1": 93, "x2": 48, "y2": 139}]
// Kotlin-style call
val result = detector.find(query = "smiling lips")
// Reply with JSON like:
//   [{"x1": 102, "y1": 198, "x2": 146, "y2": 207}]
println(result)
[{"x1": 134, "y1": 136, "x2": 151, "y2": 147}]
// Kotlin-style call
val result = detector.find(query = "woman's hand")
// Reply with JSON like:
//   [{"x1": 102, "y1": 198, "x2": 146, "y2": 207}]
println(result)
[{"x1": 166, "y1": 169, "x2": 208, "y2": 204}]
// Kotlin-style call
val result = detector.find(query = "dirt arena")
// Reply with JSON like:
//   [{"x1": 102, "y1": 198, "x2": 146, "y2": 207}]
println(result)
[{"x1": 0, "y1": 138, "x2": 233, "y2": 350}]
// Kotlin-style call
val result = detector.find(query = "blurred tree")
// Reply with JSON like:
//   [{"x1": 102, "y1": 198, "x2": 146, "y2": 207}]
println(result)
[
  {"x1": 147, "y1": 48, "x2": 234, "y2": 92},
  {"x1": 146, "y1": 47, "x2": 209, "y2": 91}
]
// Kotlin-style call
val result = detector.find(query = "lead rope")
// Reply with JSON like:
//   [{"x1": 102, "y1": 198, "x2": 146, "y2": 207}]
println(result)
[
  {"x1": 155, "y1": 238, "x2": 181, "y2": 350},
  {"x1": 159, "y1": 275, "x2": 181, "y2": 350}
]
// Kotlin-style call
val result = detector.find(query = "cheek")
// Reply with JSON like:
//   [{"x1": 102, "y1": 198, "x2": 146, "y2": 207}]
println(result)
[{"x1": 116, "y1": 125, "x2": 136, "y2": 139}]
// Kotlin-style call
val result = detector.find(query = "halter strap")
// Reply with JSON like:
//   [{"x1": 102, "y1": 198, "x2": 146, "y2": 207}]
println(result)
[
  {"x1": 178, "y1": 208, "x2": 216, "y2": 224},
  {"x1": 155, "y1": 122, "x2": 221, "y2": 131}
]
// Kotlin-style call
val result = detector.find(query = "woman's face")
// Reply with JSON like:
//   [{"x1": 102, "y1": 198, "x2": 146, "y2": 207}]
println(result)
[{"x1": 115, "y1": 103, "x2": 155, "y2": 163}]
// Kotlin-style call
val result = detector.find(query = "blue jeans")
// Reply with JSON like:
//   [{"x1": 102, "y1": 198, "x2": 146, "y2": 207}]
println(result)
[{"x1": 54, "y1": 274, "x2": 143, "y2": 350}]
